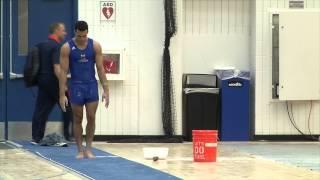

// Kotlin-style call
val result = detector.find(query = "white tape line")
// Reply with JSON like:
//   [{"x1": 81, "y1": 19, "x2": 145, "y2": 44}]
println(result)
[
  {"x1": 35, "y1": 151, "x2": 95, "y2": 180},
  {"x1": 6, "y1": 141, "x2": 23, "y2": 148},
  {"x1": 95, "y1": 155, "x2": 119, "y2": 158}
]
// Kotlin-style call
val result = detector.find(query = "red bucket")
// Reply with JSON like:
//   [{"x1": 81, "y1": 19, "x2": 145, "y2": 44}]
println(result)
[{"x1": 192, "y1": 130, "x2": 218, "y2": 162}]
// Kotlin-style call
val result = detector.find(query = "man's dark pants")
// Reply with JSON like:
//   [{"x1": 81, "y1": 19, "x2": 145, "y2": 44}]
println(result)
[{"x1": 32, "y1": 75, "x2": 73, "y2": 142}]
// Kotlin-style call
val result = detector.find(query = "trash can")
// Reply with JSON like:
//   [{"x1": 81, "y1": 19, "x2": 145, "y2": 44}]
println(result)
[
  {"x1": 216, "y1": 70, "x2": 250, "y2": 141},
  {"x1": 183, "y1": 74, "x2": 220, "y2": 141}
]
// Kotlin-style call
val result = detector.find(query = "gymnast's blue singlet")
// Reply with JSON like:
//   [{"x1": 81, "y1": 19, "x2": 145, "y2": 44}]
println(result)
[{"x1": 68, "y1": 38, "x2": 98, "y2": 105}]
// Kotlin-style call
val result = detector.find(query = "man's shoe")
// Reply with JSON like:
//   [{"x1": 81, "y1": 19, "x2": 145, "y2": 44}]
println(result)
[
  {"x1": 30, "y1": 140, "x2": 39, "y2": 145},
  {"x1": 53, "y1": 142, "x2": 68, "y2": 147}
]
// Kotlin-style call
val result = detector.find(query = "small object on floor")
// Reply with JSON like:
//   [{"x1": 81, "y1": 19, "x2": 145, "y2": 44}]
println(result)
[
  {"x1": 153, "y1": 156, "x2": 159, "y2": 161},
  {"x1": 39, "y1": 133, "x2": 68, "y2": 147},
  {"x1": 143, "y1": 147, "x2": 169, "y2": 160}
]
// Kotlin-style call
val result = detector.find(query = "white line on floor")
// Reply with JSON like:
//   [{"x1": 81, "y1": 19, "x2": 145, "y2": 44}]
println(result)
[{"x1": 35, "y1": 151, "x2": 95, "y2": 180}]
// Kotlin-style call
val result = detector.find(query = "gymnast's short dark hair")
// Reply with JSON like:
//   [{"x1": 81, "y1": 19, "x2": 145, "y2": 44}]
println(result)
[{"x1": 75, "y1": 21, "x2": 88, "y2": 32}]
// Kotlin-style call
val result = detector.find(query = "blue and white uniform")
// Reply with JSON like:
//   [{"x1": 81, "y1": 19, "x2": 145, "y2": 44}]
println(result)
[{"x1": 68, "y1": 38, "x2": 98, "y2": 105}]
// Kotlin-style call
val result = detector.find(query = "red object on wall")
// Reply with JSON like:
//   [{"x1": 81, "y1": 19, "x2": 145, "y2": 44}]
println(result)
[{"x1": 103, "y1": 58, "x2": 118, "y2": 74}]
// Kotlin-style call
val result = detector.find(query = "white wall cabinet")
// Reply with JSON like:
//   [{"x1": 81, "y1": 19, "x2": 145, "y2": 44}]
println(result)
[{"x1": 272, "y1": 10, "x2": 320, "y2": 100}]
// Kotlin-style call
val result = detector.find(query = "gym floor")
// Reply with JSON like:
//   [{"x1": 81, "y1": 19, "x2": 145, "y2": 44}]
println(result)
[{"x1": 0, "y1": 142, "x2": 319, "y2": 180}]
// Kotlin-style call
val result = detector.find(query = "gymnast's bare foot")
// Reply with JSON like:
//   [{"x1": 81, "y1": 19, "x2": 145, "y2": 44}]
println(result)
[
  {"x1": 76, "y1": 151, "x2": 85, "y2": 159},
  {"x1": 85, "y1": 150, "x2": 96, "y2": 159}
]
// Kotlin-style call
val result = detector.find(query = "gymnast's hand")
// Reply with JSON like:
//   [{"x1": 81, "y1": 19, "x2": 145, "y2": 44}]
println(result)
[
  {"x1": 59, "y1": 95, "x2": 69, "y2": 112},
  {"x1": 102, "y1": 90, "x2": 109, "y2": 109}
]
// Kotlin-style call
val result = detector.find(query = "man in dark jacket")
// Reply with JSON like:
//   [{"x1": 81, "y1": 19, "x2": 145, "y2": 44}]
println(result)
[{"x1": 31, "y1": 23, "x2": 73, "y2": 143}]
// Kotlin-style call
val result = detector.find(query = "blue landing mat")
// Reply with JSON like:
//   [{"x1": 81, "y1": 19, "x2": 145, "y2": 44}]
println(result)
[{"x1": 17, "y1": 141, "x2": 179, "y2": 180}]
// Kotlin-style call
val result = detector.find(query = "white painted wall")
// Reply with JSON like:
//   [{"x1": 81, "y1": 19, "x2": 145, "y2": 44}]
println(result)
[
  {"x1": 171, "y1": 0, "x2": 185, "y2": 136},
  {"x1": 182, "y1": 0, "x2": 252, "y2": 74},
  {"x1": 250, "y1": 0, "x2": 256, "y2": 137},
  {"x1": 253, "y1": 0, "x2": 320, "y2": 135},
  {"x1": 78, "y1": 0, "x2": 164, "y2": 135}
]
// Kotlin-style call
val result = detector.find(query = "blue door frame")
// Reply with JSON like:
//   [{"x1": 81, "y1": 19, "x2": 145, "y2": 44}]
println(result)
[{"x1": 1, "y1": 0, "x2": 78, "y2": 140}]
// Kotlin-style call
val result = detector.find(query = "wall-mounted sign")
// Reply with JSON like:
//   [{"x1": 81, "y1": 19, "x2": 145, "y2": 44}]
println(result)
[
  {"x1": 289, "y1": 0, "x2": 304, "y2": 9},
  {"x1": 100, "y1": 1, "x2": 116, "y2": 21}
]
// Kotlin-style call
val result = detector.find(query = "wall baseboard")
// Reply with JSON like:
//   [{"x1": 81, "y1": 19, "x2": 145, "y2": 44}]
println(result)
[
  {"x1": 94, "y1": 135, "x2": 320, "y2": 142},
  {"x1": 253, "y1": 135, "x2": 320, "y2": 142}
]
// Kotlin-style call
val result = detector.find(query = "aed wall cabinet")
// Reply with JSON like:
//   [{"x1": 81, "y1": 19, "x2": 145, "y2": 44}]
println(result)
[
  {"x1": 271, "y1": 10, "x2": 320, "y2": 101},
  {"x1": 99, "y1": 49, "x2": 125, "y2": 81}
]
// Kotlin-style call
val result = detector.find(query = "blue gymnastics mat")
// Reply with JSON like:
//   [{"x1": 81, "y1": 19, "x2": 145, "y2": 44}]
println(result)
[{"x1": 17, "y1": 141, "x2": 179, "y2": 180}]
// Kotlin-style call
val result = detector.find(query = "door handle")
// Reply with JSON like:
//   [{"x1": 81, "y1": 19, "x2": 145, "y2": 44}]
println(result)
[
  {"x1": 10, "y1": 72, "x2": 23, "y2": 79},
  {"x1": 8, "y1": 0, "x2": 23, "y2": 80}
]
